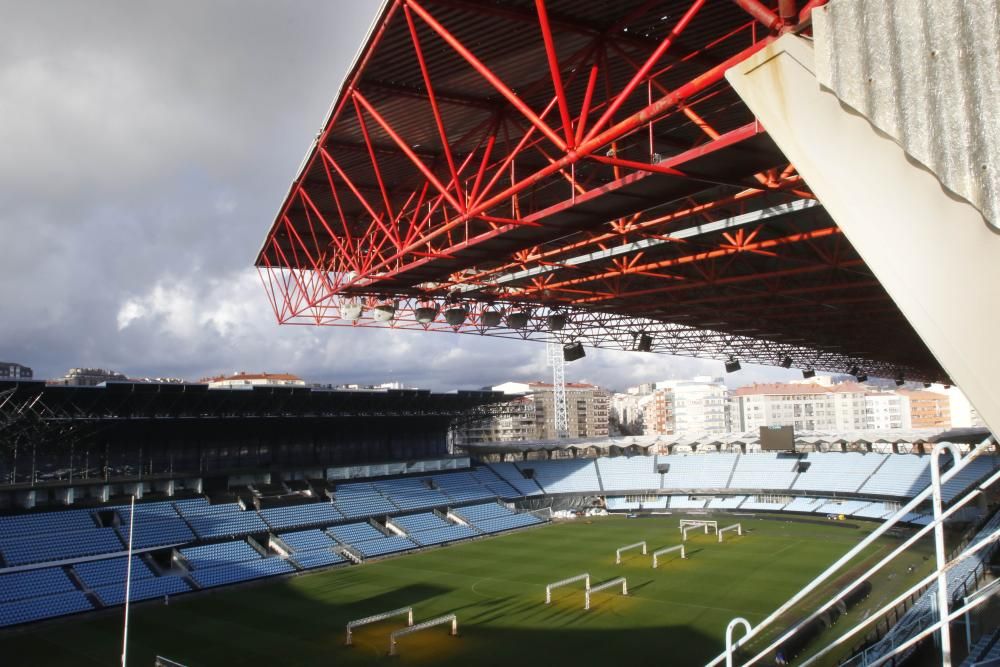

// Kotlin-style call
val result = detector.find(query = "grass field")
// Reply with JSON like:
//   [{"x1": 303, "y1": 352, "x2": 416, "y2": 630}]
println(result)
[{"x1": 0, "y1": 513, "x2": 934, "y2": 666}]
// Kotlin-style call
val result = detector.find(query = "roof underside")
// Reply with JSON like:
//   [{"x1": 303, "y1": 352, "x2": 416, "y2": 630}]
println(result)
[{"x1": 255, "y1": 0, "x2": 949, "y2": 383}]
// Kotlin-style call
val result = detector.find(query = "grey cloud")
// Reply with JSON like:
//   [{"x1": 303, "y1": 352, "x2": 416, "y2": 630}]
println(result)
[{"x1": 1, "y1": 1, "x2": 798, "y2": 392}]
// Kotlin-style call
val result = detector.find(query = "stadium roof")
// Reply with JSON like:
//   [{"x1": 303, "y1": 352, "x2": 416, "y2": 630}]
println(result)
[
  {"x1": 0, "y1": 380, "x2": 507, "y2": 422},
  {"x1": 254, "y1": 0, "x2": 948, "y2": 384},
  {"x1": 462, "y1": 427, "x2": 992, "y2": 454}
]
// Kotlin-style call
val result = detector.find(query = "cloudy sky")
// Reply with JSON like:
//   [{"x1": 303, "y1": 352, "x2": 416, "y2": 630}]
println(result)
[{"x1": 0, "y1": 1, "x2": 803, "y2": 392}]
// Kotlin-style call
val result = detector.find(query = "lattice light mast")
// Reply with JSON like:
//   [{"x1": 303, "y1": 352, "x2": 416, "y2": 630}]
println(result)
[{"x1": 546, "y1": 342, "x2": 569, "y2": 439}]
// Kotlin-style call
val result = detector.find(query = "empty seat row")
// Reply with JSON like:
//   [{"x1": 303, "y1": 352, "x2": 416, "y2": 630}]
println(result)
[
  {"x1": 352, "y1": 536, "x2": 416, "y2": 559},
  {"x1": 92, "y1": 575, "x2": 190, "y2": 606},
  {"x1": 0, "y1": 509, "x2": 99, "y2": 539},
  {"x1": 259, "y1": 502, "x2": 342, "y2": 532},
  {"x1": 277, "y1": 529, "x2": 336, "y2": 553},
  {"x1": 73, "y1": 556, "x2": 154, "y2": 588},
  {"x1": 669, "y1": 495, "x2": 707, "y2": 509},
  {"x1": 326, "y1": 522, "x2": 385, "y2": 545},
  {"x1": 516, "y1": 460, "x2": 600, "y2": 494},
  {"x1": 0, "y1": 590, "x2": 92, "y2": 628},
  {"x1": 454, "y1": 503, "x2": 510, "y2": 522},
  {"x1": 597, "y1": 456, "x2": 661, "y2": 491},
  {"x1": 192, "y1": 557, "x2": 294, "y2": 588},
  {"x1": 118, "y1": 513, "x2": 195, "y2": 549},
  {"x1": 486, "y1": 463, "x2": 543, "y2": 496},
  {"x1": 410, "y1": 525, "x2": 477, "y2": 546},
  {"x1": 707, "y1": 495, "x2": 745, "y2": 509},
  {"x1": 177, "y1": 502, "x2": 269, "y2": 539},
  {"x1": 0, "y1": 527, "x2": 123, "y2": 566},
  {"x1": 0, "y1": 567, "x2": 76, "y2": 603},
  {"x1": 392, "y1": 512, "x2": 449, "y2": 534},
  {"x1": 472, "y1": 513, "x2": 541, "y2": 534},
  {"x1": 179, "y1": 541, "x2": 260, "y2": 570},
  {"x1": 292, "y1": 549, "x2": 346, "y2": 570}
]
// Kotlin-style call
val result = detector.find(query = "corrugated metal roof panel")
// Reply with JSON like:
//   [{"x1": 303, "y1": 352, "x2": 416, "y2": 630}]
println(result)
[{"x1": 814, "y1": 0, "x2": 999, "y2": 228}]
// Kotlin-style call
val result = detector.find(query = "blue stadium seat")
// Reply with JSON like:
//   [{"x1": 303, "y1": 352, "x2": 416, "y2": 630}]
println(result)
[
  {"x1": 180, "y1": 541, "x2": 261, "y2": 570},
  {"x1": 0, "y1": 567, "x2": 76, "y2": 603},
  {"x1": 73, "y1": 556, "x2": 155, "y2": 588},
  {"x1": 259, "y1": 502, "x2": 342, "y2": 531},
  {"x1": 326, "y1": 522, "x2": 386, "y2": 545},
  {"x1": 0, "y1": 590, "x2": 92, "y2": 627},
  {"x1": 291, "y1": 549, "x2": 346, "y2": 570},
  {"x1": 277, "y1": 529, "x2": 337, "y2": 553},
  {"x1": 92, "y1": 575, "x2": 190, "y2": 606},
  {"x1": 192, "y1": 557, "x2": 295, "y2": 588},
  {"x1": 0, "y1": 527, "x2": 123, "y2": 566}
]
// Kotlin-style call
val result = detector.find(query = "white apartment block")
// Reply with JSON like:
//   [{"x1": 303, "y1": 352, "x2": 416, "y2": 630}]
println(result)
[{"x1": 730, "y1": 381, "x2": 868, "y2": 432}]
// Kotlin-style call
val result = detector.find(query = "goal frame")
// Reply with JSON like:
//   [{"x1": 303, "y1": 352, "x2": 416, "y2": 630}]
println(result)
[
  {"x1": 388, "y1": 614, "x2": 457, "y2": 656},
  {"x1": 346, "y1": 606, "x2": 414, "y2": 646},
  {"x1": 652, "y1": 544, "x2": 686, "y2": 568},
  {"x1": 718, "y1": 523, "x2": 743, "y2": 542},
  {"x1": 615, "y1": 541, "x2": 648, "y2": 564},
  {"x1": 680, "y1": 519, "x2": 718, "y2": 534},
  {"x1": 545, "y1": 573, "x2": 590, "y2": 604},
  {"x1": 585, "y1": 577, "x2": 628, "y2": 610}
]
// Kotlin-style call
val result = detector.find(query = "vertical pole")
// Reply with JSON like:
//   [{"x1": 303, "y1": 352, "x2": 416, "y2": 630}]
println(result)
[
  {"x1": 931, "y1": 443, "x2": 959, "y2": 667},
  {"x1": 121, "y1": 494, "x2": 136, "y2": 667}
]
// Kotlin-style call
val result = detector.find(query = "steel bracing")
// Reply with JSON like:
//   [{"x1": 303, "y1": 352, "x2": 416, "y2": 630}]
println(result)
[{"x1": 255, "y1": 0, "x2": 948, "y2": 383}]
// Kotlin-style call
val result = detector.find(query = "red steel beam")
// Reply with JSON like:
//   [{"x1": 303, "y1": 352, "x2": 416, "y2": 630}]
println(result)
[
  {"x1": 582, "y1": 0, "x2": 707, "y2": 144},
  {"x1": 529, "y1": 226, "x2": 844, "y2": 296}
]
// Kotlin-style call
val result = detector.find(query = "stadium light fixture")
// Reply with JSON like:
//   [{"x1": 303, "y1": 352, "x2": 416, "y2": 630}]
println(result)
[
  {"x1": 444, "y1": 306, "x2": 469, "y2": 327},
  {"x1": 340, "y1": 301, "x2": 363, "y2": 321},
  {"x1": 546, "y1": 313, "x2": 567, "y2": 331},
  {"x1": 725, "y1": 359, "x2": 741, "y2": 373},
  {"x1": 414, "y1": 304, "x2": 439, "y2": 324},
  {"x1": 563, "y1": 341, "x2": 586, "y2": 362},
  {"x1": 372, "y1": 303, "x2": 395, "y2": 322},
  {"x1": 802, "y1": 369, "x2": 816, "y2": 379},
  {"x1": 481, "y1": 308, "x2": 503, "y2": 327},
  {"x1": 781, "y1": 355, "x2": 793, "y2": 368},
  {"x1": 507, "y1": 310, "x2": 530, "y2": 329}
]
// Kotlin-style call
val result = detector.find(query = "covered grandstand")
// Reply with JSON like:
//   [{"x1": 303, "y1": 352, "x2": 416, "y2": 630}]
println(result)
[{"x1": 2, "y1": 1, "x2": 998, "y2": 665}]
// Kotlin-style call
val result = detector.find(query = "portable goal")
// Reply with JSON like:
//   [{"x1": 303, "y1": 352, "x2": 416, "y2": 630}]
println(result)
[
  {"x1": 718, "y1": 523, "x2": 743, "y2": 542},
  {"x1": 679, "y1": 519, "x2": 718, "y2": 534},
  {"x1": 346, "y1": 606, "x2": 414, "y2": 645},
  {"x1": 585, "y1": 577, "x2": 628, "y2": 610},
  {"x1": 652, "y1": 544, "x2": 686, "y2": 568},
  {"x1": 616, "y1": 541, "x2": 647, "y2": 564},
  {"x1": 388, "y1": 614, "x2": 457, "y2": 656},
  {"x1": 545, "y1": 573, "x2": 590, "y2": 604}
]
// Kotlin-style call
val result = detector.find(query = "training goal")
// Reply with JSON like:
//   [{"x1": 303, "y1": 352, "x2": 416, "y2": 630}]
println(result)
[
  {"x1": 718, "y1": 523, "x2": 743, "y2": 542},
  {"x1": 545, "y1": 573, "x2": 590, "y2": 604},
  {"x1": 652, "y1": 544, "x2": 686, "y2": 568},
  {"x1": 346, "y1": 606, "x2": 414, "y2": 645},
  {"x1": 615, "y1": 541, "x2": 647, "y2": 564},
  {"x1": 679, "y1": 519, "x2": 718, "y2": 533},
  {"x1": 585, "y1": 577, "x2": 628, "y2": 610},
  {"x1": 388, "y1": 614, "x2": 457, "y2": 656}
]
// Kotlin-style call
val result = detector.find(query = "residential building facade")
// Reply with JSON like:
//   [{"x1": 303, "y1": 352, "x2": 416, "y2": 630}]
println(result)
[{"x1": 0, "y1": 362, "x2": 33, "y2": 380}]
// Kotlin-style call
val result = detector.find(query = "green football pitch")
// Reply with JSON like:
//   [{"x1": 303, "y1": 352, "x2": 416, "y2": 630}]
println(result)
[{"x1": 0, "y1": 514, "x2": 933, "y2": 666}]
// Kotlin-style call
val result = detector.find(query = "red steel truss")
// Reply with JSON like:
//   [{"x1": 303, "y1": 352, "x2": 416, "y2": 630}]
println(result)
[{"x1": 255, "y1": 0, "x2": 949, "y2": 383}]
